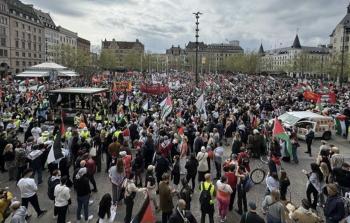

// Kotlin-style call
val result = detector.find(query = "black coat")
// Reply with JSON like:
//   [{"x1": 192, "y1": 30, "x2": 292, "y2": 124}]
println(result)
[
  {"x1": 168, "y1": 209, "x2": 197, "y2": 223},
  {"x1": 185, "y1": 158, "x2": 198, "y2": 177},
  {"x1": 74, "y1": 175, "x2": 91, "y2": 197}
]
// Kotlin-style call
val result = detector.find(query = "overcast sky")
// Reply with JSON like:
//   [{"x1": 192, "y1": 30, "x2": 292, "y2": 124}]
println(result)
[{"x1": 22, "y1": 0, "x2": 349, "y2": 53}]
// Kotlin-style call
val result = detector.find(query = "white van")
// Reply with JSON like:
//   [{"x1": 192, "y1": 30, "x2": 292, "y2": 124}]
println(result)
[{"x1": 278, "y1": 111, "x2": 335, "y2": 140}]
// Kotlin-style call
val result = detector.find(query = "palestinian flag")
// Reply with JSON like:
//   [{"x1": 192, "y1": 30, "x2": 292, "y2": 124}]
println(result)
[
  {"x1": 131, "y1": 195, "x2": 155, "y2": 223},
  {"x1": 160, "y1": 96, "x2": 172, "y2": 120},
  {"x1": 46, "y1": 131, "x2": 64, "y2": 164},
  {"x1": 272, "y1": 118, "x2": 292, "y2": 156}
]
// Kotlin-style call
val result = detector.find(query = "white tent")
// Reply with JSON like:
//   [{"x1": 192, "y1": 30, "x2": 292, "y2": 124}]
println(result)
[
  {"x1": 30, "y1": 62, "x2": 66, "y2": 70},
  {"x1": 16, "y1": 62, "x2": 79, "y2": 78},
  {"x1": 16, "y1": 70, "x2": 49, "y2": 78}
]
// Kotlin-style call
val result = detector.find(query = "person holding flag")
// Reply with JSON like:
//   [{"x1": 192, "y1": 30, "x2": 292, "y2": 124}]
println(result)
[{"x1": 272, "y1": 118, "x2": 292, "y2": 160}]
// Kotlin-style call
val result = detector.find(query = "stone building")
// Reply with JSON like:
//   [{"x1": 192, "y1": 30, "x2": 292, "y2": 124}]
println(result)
[
  {"x1": 34, "y1": 8, "x2": 59, "y2": 62},
  {"x1": 77, "y1": 37, "x2": 90, "y2": 53},
  {"x1": 101, "y1": 38, "x2": 144, "y2": 68},
  {"x1": 0, "y1": 0, "x2": 9, "y2": 76},
  {"x1": 6, "y1": 0, "x2": 45, "y2": 73},
  {"x1": 185, "y1": 40, "x2": 244, "y2": 72},
  {"x1": 260, "y1": 35, "x2": 329, "y2": 76},
  {"x1": 57, "y1": 26, "x2": 77, "y2": 49},
  {"x1": 329, "y1": 3, "x2": 350, "y2": 53}
]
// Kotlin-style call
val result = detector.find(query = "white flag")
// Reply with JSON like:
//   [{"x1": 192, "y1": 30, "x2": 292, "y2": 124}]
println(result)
[
  {"x1": 160, "y1": 96, "x2": 172, "y2": 120},
  {"x1": 142, "y1": 99, "x2": 149, "y2": 111},
  {"x1": 195, "y1": 94, "x2": 207, "y2": 120},
  {"x1": 124, "y1": 96, "x2": 130, "y2": 107},
  {"x1": 57, "y1": 94, "x2": 62, "y2": 103}
]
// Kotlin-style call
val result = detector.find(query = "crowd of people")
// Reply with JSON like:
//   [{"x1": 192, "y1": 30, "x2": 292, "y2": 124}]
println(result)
[{"x1": 0, "y1": 72, "x2": 350, "y2": 223}]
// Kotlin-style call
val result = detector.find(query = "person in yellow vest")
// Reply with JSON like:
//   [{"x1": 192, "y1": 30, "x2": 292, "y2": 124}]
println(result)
[
  {"x1": 14, "y1": 116, "x2": 21, "y2": 130},
  {"x1": 199, "y1": 173, "x2": 216, "y2": 223},
  {"x1": 113, "y1": 129, "x2": 122, "y2": 139},
  {"x1": 95, "y1": 111, "x2": 102, "y2": 123},
  {"x1": 80, "y1": 127, "x2": 90, "y2": 140},
  {"x1": 37, "y1": 131, "x2": 50, "y2": 144},
  {"x1": 64, "y1": 127, "x2": 72, "y2": 141}
]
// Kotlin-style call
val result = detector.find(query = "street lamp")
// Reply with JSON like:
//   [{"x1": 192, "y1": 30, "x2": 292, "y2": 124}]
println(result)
[{"x1": 193, "y1": 11, "x2": 202, "y2": 87}]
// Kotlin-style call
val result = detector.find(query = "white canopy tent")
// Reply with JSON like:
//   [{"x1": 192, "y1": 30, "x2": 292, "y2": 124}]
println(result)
[{"x1": 16, "y1": 62, "x2": 79, "y2": 78}]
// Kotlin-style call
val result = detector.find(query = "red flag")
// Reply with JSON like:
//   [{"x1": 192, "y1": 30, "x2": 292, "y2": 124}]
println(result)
[
  {"x1": 303, "y1": 91, "x2": 319, "y2": 102},
  {"x1": 272, "y1": 118, "x2": 285, "y2": 136},
  {"x1": 60, "y1": 110, "x2": 65, "y2": 135}
]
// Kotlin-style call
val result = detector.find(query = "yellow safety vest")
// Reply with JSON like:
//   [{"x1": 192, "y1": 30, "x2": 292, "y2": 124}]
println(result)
[
  {"x1": 96, "y1": 113, "x2": 102, "y2": 121},
  {"x1": 80, "y1": 131, "x2": 90, "y2": 139},
  {"x1": 65, "y1": 131, "x2": 72, "y2": 140},
  {"x1": 113, "y1": 130, "x2": 122, "y2": 138},
  {"x1": 15, "y1": 119, "x2": 20, "y2": 128}
]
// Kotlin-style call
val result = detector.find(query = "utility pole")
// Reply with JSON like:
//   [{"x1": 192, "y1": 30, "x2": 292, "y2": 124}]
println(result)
[{"x1": 193, "y1": 12, "x2": 202, "y2": 87}]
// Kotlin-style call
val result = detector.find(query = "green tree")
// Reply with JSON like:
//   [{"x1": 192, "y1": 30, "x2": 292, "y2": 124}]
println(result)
[{"x1": 99, "y1": 49, "x2": 117, "y2": 70}]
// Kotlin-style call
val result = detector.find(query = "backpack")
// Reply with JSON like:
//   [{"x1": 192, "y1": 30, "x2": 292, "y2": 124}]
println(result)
[
  {"x1": 47, "y1": 178, "x2": 60, "y2": 200},
  {"x1": 199, "y1": 183, "x2": 212, "y2": 208}
]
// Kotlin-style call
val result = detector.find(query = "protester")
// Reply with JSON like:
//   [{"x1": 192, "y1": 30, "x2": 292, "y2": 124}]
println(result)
[
  {"x1": 216, "y1": 175, "x2": 233, "y2": 222},
  {"x1": 9, "y1": 201, "x2": 27, "y2": 223},
  {"x1": 159, "y1": 173, "x2": 174, "y2": 223},
  {"x1": 303, "y1": 163, "x2": 324, "y2": 210},
  {"x1": 199, "y1": 173, "x2": 215, "y2": 223},
  {"x1": 109, "y1": 158, "x2": 125, "y2": 205},
  {"x1": 290, "y1": 199, "x2": 322, "y2": 223},
  {"x1": 324, "y1": 184, "x2": 345, "y2": 223},
  {"x1": 54, "y1": 176, "x2": 71, "y2": 223},
  {"x1": 236, "y1": 165, "x2": 248, "y2": 215},
  {"x1": 197, "y1": 147, "x2": 209, "y2": 183},
  {"x1": 262, "y1": 190, "x2": 286, "y2": 223},
  {"x1": 17, "y1": 168, "x2": 46, "y2": 218},
  {"x1": 145, "y1": 165, "x2": 158, "y2": 210},
  {"x1": 97, "y1": 193, "x2": 115, "y2": 223},
  {"x1": 0, "y1": 188, "x2": 13, "y2": 223},
  {"x1": 185, "y1": 153, "x2": 198, "y2": 191},
  {"x1": 240, "y1": 202, "x2": 265, "y2": 223},
  {"x1": 168, "y1": 199, "x2": 197, "y2": 223},
  {"x1": 279, "y1": 170, "x2": 290, "y2": 201},
  {"x1": 74, "y1": 167, "x2": 93, "y2": 222},
  {"x1": 179, "y1": 178, "x2": 192, "y2": 210}
]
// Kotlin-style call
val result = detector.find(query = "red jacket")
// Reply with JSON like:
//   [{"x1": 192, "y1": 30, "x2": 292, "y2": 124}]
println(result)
[
  {"x1": 225, "y1": 171, "x2": 237, "y2": 189},
  {"x1": 123, "y1": 155, "x2": 132, "y2": 178}
]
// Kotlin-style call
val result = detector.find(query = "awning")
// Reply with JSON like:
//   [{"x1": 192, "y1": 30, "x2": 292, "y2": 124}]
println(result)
[
  {"x1": 58, "y1": 70, "x2": 79, "y2": 77},
  {"x1": 16, "y1": 71, "x2": 49, "y2": 78}
]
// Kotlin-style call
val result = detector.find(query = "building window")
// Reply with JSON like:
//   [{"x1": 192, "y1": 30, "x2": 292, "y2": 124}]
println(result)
[
  {"x1": 16, "y1": 61, "x2": 19, "y2": 66},
  {"x1": 22, "y1": 24, "x2": 24, "y2": 29},
  {"x1": 34, "y1": 44, "x2": 36, "y2": 51},
  {"x1": 28, "y1": 42, "x2": 31, "y2": 50},
  {"x1": 15, "y1": 41, "x2": 19, "y2": 48},
  {"x1": 39, "y1": 54, "x2": 41, "y2": 58},
  {"x1": 34, "y1": 53, "x2": 37, "y2": 58},
  {"x1": 28, "y1": 26, "x2": 31, "y2": 31},
  {"x1": 22, "y1": 52, "x2": 25, "y2": 57},
  {"x1": 22, "y1": 41, "x2": 25, "y2": 49},
  {"x1": 0, "y1": 37, "x2": 5, "y2": 46},
  {"x1": 39, "y1": 45, "x2": 41, "y2": 51},
  {"x1": 0, "y1": 49, "x2": 3, "y2": 56},
  {"x1": 16, "y1": 31, "x2": 18, "y2": 37},
  {"x1": 28, "y1": 62, "x2": 31, "y2": 66},
  {"x1": 33, "y1": 35, "x2": 36, "y2": 42},
  {"x1": 15, "y1": 22, "x2": 18, "y2": 27},
  {"x1": 22, "y1": 61, "x2": 25, "y2": 66},
  {"x1": 16, "y1": 52, "x2": 19, "y2": 57},
  {"x1": 28, "y1": 53, "x2": 31, "y2": 57},
  {"x1": 22, "y1": 32, "x2": 25, "y2": 39},
  {"x1": 27, "y1": 33, "x2": 31, "y2": 40},
  {"x1": 38, "y1": 37, "x2": 41, "y2": 42},
  {"x1": 4, "y1": 49, "x2": 7, "y2": 57}
]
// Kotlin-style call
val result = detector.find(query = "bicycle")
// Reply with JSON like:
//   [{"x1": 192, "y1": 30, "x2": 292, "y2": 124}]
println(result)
[{"x1": 249, "y1": 136, "x2": 271, "y2": 184}]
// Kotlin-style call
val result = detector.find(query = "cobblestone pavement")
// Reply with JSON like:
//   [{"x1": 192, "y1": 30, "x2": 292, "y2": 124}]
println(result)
[{"x1": 1, "y1": 135, "x2": 350, "y2": 223}]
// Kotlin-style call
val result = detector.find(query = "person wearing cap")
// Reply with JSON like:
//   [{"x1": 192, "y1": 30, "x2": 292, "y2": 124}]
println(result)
[
  {"x1": 290, "y1": 199, "x2": 321, "y2": 223},
  {"x1": 196, "y1": 146, "x2": 209, "y2": 183},
  {"x1": 9, "y1": 201, "x2": 27, "y2": 223},
  {"x1": 168, "y1": 199, "x2": 197, "y2": 223},
  {"x1": 17, "y1": 168, "x2": 47, "y2": 218},
  {"x1": 240, "y1": 202, "x2": 264, "y2": 223},
  {"x1": 324, "y1": 183, "x2": 345, "y2": 223}
]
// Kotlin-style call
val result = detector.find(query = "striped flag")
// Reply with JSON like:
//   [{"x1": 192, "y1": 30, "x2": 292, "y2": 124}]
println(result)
[
  {"x1": 46, "y1": 131, "x2": 64, "y2": 164},
  {"x1": 131, "y1": 195, "x2": 156, "y2": 223},
  {"x1": 160, "y1": 96, "x2": 172, "y2": 120}
]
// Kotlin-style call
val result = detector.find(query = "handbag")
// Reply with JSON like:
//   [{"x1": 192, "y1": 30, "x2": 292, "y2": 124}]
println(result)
[
  {"x1": 243, "y1": 176, "x2": 254, "y2": 192},
  {"x1": 89, "y1": 145, "x2": 97, "y2": 157}
]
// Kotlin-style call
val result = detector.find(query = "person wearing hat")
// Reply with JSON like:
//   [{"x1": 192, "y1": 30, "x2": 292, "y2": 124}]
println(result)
[
  {"x1": 324, "y1": 183, "x2": 346, "y2": 223},
  {"x1": 240, "y1": 202, "x2": 264, "y2": 223},
  {"x1": 17, "y1": 168, "x2": 47, "y2": 218},
  {"x1": 290, "y1": 199, "x2": 322, "y2": 223},
  {"x1": 9, "y1": 201, "x2": 27, "y2": 223}
]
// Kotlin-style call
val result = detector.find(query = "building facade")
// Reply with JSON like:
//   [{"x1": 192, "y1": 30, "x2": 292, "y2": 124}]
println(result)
[
  {"x1": 6, "y1": 0, "x2": 45, "y2": 73},
  {"x1": 77, "y1": 37, "x2": 90, "y2": 53},
  {"x1": 260, "y1": 35, "x2": 329, "y2": 76},
  {"x1": 0, "y1": 0, "x2": 9, "y2": 76},
  {"x1": 165, "y1": 45, "x2": 186, "y2": 71},
  {"x1": 57, "y1": 26, "x2": 77, "y2": 49},
  {"x1": 101, "y1": 38, "x2": 144, "y2": 68},
  {"x1": 34, "y1": 9, "x2": 59, "y2": 62},
  {"x1": 329, "y1": 3, "x2": 350, "y2": 53},
  {"x1": 185, "y1": 40, "x2": 244, "y2": 72}
]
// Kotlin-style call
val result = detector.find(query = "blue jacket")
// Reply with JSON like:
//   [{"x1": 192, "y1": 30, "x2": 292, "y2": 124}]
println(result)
[{"x1": 324, "y1": 195, "x2": 345, "y2": 223}]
